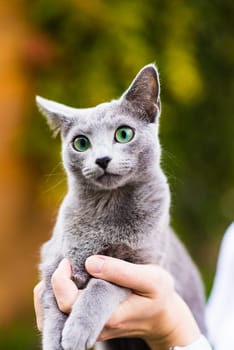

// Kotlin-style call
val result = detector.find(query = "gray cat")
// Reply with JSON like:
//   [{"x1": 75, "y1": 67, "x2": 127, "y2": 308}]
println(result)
[{"x1": 36, "y1": 64, "x2": 206, "y2": 350}]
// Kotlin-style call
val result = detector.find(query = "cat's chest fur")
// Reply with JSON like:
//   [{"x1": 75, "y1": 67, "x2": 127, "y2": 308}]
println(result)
[{"x1": 60, "y1": 182, "x2": 167, "y2": 267}]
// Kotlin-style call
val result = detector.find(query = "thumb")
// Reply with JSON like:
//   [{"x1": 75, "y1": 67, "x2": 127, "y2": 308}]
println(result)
[{"x1": 85, "y1": 255, "x2": 171, "y2": 296}]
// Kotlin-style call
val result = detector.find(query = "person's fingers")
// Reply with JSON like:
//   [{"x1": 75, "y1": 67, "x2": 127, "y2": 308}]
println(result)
[
  {"x1": 98, "y1": 291, "x2": 168, "y2": 342},
  {"x1": 85, "y1": 255, "x2": 174, "y2": 296},
  {"x1": 51, "y1": 258, "x2": 79, "y2": 313},
  {"x1": 33, "y1": 281, "x2": 44, "y2": 332}
]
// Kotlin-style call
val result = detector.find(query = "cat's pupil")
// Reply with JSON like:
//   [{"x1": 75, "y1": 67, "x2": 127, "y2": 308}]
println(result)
[
  {"x1": 121, "y1": 130, "x2": 127, "y2": 139},
  {"x1": 80, "y1": 139, "x2": 86, "y2": 147}
]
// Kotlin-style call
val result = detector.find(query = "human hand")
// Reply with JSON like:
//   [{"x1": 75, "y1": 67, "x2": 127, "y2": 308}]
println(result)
[
  {"x1": 33, "y1": 258, "x2": 79, "y2": 331},
  {"x1": 34, "y1": 257, "x2": 201, "y2": 350}
]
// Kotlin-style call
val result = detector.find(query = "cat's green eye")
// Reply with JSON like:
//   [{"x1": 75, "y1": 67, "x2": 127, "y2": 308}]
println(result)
[
  {"x1": 115, "y1": 126, "x2": 134, "y2": 143},
  {"x1": 73, "y1": 136, "x2": 90, "y2": 152}
]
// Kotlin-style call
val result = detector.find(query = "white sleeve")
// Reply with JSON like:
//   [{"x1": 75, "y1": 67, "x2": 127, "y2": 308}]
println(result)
[
  {"x1": 206, "y1": 222, "x2": 234, "y2": 350},
  {"x1": 171, "y1": 335, "x2": 212, "y2": 350}
]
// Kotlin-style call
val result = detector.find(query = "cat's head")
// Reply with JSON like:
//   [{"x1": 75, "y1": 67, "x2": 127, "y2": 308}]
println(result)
[{"x1": 36, "y1": 64, "x2": 162, "y2": 190}]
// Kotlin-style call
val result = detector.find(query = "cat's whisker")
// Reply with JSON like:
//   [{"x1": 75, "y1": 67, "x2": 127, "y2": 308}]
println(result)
[
  {"x1": 44, "y1": 162, "x2": 64, "y2": 179},
  {"x1": 43, "y1": 177, "x2": 66, "y2": 194}
]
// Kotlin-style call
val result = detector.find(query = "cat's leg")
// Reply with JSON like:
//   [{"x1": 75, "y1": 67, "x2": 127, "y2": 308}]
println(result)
[
  {"x1": 62, "y1": 278, "x2": 130, "y2": 350},
  {"x1": 42, "y1": 287, "x2": 67, "y2": 350}
]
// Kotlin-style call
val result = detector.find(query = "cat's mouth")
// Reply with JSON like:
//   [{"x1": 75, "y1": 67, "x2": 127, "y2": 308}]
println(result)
[
  {"x1": 97, "y1": 171, "x2": 121, "y2": 181},
  {"x1": 95, "y1": 171, "x2": 123, "y2": 189}
]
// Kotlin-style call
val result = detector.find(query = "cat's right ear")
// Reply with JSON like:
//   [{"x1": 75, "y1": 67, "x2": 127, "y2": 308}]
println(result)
[
  {"x1": 122, "y1": 64, "x2": 161, "y2": 123},
  {"x1": 36, "y1": 96, "x2": 75, "y2": 136}
]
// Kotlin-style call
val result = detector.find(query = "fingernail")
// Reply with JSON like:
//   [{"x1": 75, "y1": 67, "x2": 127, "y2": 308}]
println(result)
[{"x1": 86, "y1": 256, "x2": 105, "y2": 274}]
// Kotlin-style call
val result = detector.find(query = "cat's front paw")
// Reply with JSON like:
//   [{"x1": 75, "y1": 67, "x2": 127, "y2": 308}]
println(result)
[{"x1": 62, "y1": 316, "x2": 97, "y2": 350}]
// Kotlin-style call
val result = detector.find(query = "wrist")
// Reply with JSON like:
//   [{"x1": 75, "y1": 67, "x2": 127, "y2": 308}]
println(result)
[{"x1": 145, "y1": 292, "x2": 201, "y2": 350}]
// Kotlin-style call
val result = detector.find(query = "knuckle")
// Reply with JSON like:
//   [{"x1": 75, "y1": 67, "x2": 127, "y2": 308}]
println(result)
[{"x1": 150, "y1": 266, "x2": 175, "y2": 295}]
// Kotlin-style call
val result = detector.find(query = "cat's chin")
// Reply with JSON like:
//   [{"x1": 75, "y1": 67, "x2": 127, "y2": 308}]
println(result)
[{"x1": 92, "y1": 173, "x2": 127, "y2": 190}]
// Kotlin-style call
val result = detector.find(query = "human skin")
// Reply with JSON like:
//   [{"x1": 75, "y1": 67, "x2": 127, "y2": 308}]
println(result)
[{"x1": 34, "y1": 256, "x2": 201, "y2": 350}]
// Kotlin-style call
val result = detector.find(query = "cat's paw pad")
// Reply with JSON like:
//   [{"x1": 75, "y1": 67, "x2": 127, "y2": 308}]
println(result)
[{"x1": 62, "y1": 318, "x2": 97, "y2": 350}]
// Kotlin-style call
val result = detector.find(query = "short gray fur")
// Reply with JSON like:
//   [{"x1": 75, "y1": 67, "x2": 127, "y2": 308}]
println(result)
[{"x1": 36, "y1": 64, "x2": 206, "y2": 350}]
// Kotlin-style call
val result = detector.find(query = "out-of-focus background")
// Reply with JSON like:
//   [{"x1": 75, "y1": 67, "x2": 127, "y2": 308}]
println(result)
[{"x1": 0, "y1": 0, "x2": 233, "y2": 348}]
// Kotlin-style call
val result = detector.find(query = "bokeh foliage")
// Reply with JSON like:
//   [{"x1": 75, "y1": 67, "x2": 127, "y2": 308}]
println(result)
[{"x1": 2, "y1": 0, "x2": 234, "y2": 348}]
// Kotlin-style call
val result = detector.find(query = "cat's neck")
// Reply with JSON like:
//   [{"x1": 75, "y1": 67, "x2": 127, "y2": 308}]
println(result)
[{"x1": 66, "y1": 169, "x2": 170, "y2": 220}]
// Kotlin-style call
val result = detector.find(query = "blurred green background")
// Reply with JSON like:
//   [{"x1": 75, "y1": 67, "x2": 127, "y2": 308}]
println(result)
[{"x1": 0, "y1": 0, "x2": 233, "y2": 348}]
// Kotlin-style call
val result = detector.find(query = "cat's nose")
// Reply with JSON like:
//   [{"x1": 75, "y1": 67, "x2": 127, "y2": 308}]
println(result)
[{"x1": 95, "y1": 156, "x2": 111, "y2": 170}]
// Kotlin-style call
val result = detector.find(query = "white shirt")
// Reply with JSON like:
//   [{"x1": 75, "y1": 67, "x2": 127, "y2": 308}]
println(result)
[
  {"x1": 171, "y1": 335, "x2": 212, "y2": 349},
  {"x1": 176, "y1": 222, "x2": 234, "y2": 350},
  {"x1": 206, "y1": 222, "x2": 234, "y2": 349}
]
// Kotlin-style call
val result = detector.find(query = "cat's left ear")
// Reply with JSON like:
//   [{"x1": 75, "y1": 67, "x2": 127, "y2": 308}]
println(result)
[
  {"x1": 122, "y1": 64, "x2": 161, "y2": 122},
  {"x1": 36, "y1": 96, "x2": 75, "y2": 136}
]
